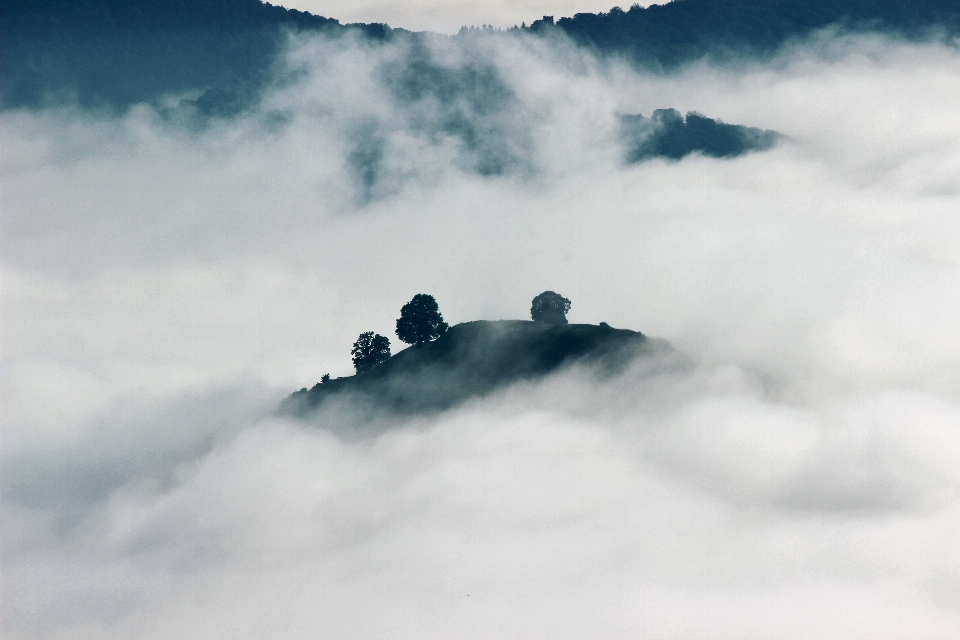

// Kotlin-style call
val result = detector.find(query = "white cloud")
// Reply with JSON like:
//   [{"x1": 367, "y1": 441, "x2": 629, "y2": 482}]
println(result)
[{"x1": 2, "y1": 30, "x2": 960, "y2": 638}]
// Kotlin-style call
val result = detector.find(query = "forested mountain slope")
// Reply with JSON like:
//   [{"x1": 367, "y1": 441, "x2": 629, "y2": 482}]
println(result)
[
  {"x1": 4, "y1": 0, "x2": 958, "y2": 111},
  {"x1": 0, "y1": 0, "x2": 389, "y2": 110},
  {"x1": 535, "y1": 0, "x2": 960, "y2": 67}
]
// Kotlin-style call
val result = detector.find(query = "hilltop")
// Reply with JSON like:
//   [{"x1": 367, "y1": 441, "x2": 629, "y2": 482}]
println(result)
[{"x1": 282, "y1": 320, "x2": 667, "y2": 417}]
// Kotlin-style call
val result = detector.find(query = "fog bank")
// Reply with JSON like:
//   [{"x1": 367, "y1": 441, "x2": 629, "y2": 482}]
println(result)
[{"x1": 3, "y1": 30, "x2": 960, "y2": 638}]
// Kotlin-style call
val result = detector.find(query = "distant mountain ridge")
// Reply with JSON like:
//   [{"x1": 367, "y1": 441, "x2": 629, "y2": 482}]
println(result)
[
  {"x1": 533, "y1": 0, "x2": 960, "y2": 68},
  {"x1": 282, "y1": 320, "x2": 668, "y2": 417},
  {"x1": 3, "y1": 0, "x2": 959, "y2": 111}
]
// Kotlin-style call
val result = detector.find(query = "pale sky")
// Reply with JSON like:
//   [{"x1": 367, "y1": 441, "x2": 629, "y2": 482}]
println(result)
[{"x1": 275, "y1": 0, "x2": 651, "y2": 33}]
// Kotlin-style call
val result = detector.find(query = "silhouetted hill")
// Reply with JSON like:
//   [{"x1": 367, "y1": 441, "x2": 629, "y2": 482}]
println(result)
[
  {"x1": 0, "y1": 0, "x2": 391, "y2": 110},
  {"x1": 282, "y1": 320, "x2": 668, "y2": 417},
  {"x1": 621, "y1": 109, "x2": 779, "y2": 162},
  {"x1": 531, "y1": 0, "x2": 960, "y2": 68},
  {"x1": 5, "y1": 0, "x2": 959, "y2": 112}
]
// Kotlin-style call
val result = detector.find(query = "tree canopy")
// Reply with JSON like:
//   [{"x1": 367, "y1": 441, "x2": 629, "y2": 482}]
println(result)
[
  {"x1": 538, "y1": 1, "x2": 960, "y2": 69},
  {"x1": 351, "y1": 332, "x2": 391, "y2": 373},
  {"x1": 531, "y1": 291, "x2": 571, "y2": 324},
  {"x1": 396, "y1": 294, "x2": 449, "y2": 345}
]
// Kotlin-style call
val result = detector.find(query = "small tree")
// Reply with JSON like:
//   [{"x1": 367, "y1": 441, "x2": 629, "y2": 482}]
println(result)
[
  {"x1": 351, "y1": 332, "x2": 391, "y2": 373},
  {"x1": 531, "y1": 291, "x2": 571, "y2": 324},
  {"x1": 396, "y1": 294, "x2": 449, "y2": 345}
]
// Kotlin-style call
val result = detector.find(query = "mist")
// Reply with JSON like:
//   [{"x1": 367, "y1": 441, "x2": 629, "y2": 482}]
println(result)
[{"x1": 3, "y1": 27, "x2": 960, "y2": 639}]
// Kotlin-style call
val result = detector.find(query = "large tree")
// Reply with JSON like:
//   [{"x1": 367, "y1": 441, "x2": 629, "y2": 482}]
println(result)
[
  {"x1": 530, "y1": 291, "x2": 571, "y2": 324},
  {"x1": 351, "y1": 332, "x2": 391, "y2": 373},
  {"x1": 396, "y1": 294, "x2": 449, "y2": 345}
]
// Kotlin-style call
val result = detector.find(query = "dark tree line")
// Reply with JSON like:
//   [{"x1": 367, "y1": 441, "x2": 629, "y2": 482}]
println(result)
[
  {"x1": 6, "y1": 0, "x2": 958, "y2": 112},
  {"x1": 530, "y1": 0, "x2": 960, "y2": 69}
]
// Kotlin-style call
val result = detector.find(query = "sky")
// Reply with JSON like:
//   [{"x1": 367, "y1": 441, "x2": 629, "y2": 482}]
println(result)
[
  {"x1": 274, "y1": 0, "x2": 650, "y2": 33},
  {"x1": 3, "y1": 17, "x2": 960, "y2": 640}
]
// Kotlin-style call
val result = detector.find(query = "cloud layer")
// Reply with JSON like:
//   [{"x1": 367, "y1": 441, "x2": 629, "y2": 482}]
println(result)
[{"x1": 3, "y1": 30, "x2": 960, "y2": 638}]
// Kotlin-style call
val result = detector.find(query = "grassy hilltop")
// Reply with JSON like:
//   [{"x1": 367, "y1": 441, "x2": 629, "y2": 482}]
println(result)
[{"x1": 283, "y1": 320, "x2": 667, "y2": 417}]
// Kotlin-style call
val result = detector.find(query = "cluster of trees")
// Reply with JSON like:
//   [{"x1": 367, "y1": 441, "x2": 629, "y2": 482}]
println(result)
[
  {"x1": 344, "y1": 291, "x2": 571, "y2": 375},
  {"x1": 348, "y1": 293, "x2": 450, "y2": 374}
]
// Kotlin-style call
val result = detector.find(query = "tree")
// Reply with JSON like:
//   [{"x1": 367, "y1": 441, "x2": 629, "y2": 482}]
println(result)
[
  {"x1": 351, "y1": 332, "x2": 391, "y2": 373},
  {"x1": 531, "y1": 291, "x2": 571, "y2": 324},
  {"x1": 396, "y1": 294, "x2": 449, "y2": 345}
]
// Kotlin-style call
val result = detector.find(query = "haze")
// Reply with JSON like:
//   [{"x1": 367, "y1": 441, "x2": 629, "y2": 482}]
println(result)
[{"x1": 2, "y1": 20, "x2": 960, "y2": 640}]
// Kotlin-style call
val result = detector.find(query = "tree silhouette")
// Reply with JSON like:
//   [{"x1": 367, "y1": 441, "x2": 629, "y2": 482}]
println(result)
[
  {"x1": 531, "y1": 291, "x2": 571, "y2": 324},
  {"x1": 351, "y1": 332, "x2": 391, "y2": 373},
  {"x1": 396, "y1": 294, "x2": 449, "y2": 345}
]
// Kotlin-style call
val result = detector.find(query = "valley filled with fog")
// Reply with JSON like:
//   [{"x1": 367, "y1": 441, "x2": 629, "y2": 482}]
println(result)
[{"x1": 3, "y1": 25, "x2": 960, "y2": 639}]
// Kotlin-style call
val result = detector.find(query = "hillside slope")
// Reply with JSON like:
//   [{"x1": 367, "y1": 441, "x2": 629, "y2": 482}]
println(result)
[
  {"x1": 282, "y1": 320, "x2": 667, "y2": 417},
  {"x1": 537, "y1": 0, "x2": 960, "y2": 67},
  {"x1": 5, "y1": 0, "x2": 959, "y2": 111},
  {"x1": 0, "y1": 0, "x2": 390, "y2": 110}
]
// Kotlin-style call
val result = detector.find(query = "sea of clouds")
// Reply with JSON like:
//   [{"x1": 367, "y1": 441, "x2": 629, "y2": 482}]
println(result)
[{"x1": 2, "y1": 27, "x2": 960, "y2": 639}]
